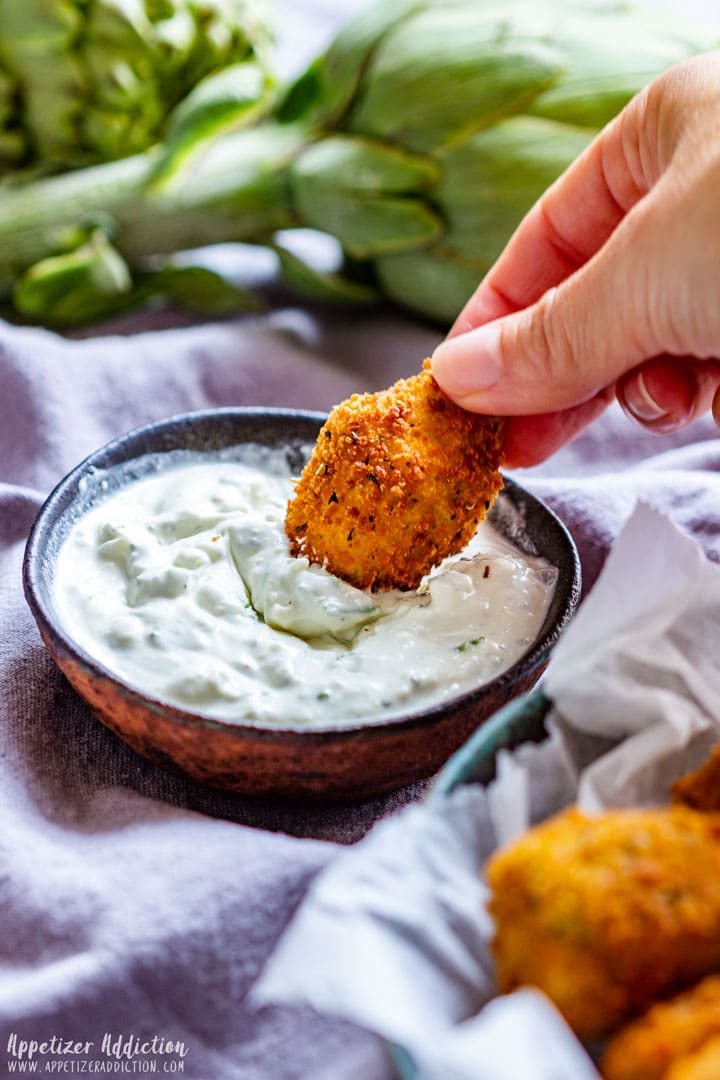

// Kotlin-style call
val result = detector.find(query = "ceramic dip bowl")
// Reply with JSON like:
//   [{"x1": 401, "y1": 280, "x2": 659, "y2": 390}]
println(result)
[{"x1": 23, "y1": 408, "x2": 581, "y2": 799}]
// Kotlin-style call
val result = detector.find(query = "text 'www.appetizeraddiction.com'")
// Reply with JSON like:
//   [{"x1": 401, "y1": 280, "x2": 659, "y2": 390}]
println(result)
[{"x1": 6, "y1": 1034, "x2": 188, "y2": 1073}]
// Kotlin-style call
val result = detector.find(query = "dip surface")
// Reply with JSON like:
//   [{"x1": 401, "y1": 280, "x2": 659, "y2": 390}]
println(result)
[{"x1": 53, "y1": 447, "x2": 558, "y2": 728}]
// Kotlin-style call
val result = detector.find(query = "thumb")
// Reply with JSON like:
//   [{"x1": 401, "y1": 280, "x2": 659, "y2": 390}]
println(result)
[{"x1": 432, "y1": 202, "x2": 664, "y2": 415}]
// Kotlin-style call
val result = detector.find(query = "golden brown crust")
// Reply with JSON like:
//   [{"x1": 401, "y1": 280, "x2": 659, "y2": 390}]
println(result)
[
  {"x1": 601, "y1": 976, "x2": 720, "y2": 1080},
  {"x1": 285, "y1": 360, "x2": 504, "y2": 591},
  {"x1": 672, "y1": 746, "x2": 720, "y2": 811},
  {"x1": 666, "y1": 1035, "x2": 720, "y2": 1080},
  {"x1": 486, "y1": 806, "x2": 720, "y2": 1040}
]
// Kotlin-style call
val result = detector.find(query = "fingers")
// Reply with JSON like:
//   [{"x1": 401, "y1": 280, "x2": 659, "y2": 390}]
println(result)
[
  {"x1": 435, "y1": 53, "x2": 720, "y2": 467},
  {"x1": 449, "y1": 93, "x2": 652, "y2": 337},
  {"x1": 502, "y1": 389, "x2": 615, "y2": 469},
  {"x1": 501, "y1": 357, "x2": 720, "y2": 472},
  {"x1": 433, "y1": 193, "x2": 664, "y2": 415},
  {"x1": 617, "y1": 356, "x2": 720, "y2": 432}
]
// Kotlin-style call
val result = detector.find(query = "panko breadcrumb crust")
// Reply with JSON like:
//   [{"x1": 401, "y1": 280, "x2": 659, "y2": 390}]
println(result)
[
  {"x1": 601, "y1": 975, "x2": 720, "y2": 1080},
  {"x1": 285, "y1": 360, "x2": 504, "y2": 590},
  {"x1": 666, "y1": 1035, "x2": 720, "y2": 1080},
  {"x1": 486, "y1": 807, "x2": 720, "y2": 1040}
]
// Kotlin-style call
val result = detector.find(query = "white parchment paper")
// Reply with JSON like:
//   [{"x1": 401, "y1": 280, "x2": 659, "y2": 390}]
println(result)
[{"x1": 253, "y1": 502, "x2": 720, "y2": 1079}]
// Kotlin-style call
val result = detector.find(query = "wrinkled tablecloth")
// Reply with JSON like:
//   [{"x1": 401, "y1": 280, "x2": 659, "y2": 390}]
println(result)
[
  {"x1": 3, "y1": 296, "x2": 719, "y2": 1080},
  {"x1": 2, "y1": 1, "x2": 720, "y2": 1077}
]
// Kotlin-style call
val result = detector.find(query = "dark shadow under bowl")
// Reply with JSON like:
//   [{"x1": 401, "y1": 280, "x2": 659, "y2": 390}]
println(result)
[{"x1": 23, "y1": 408, "x2": 581, "y2": 800}]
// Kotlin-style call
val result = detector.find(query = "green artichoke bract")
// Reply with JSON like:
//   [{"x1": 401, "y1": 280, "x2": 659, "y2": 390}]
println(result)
[
  {"x1": 286, "y1": 0, "x2": 709, "y2": 321},
  {"x1": 0, "y1": 0, "x2": 712, "y2": 325},
  {"x1": 0, "y1": 0, "x2": 272, "y2": 172}
]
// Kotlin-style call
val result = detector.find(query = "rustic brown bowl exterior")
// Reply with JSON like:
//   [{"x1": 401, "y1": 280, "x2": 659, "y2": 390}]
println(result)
[{"x1": 23, "y1": 408, "x2": 581, "y2": 800}]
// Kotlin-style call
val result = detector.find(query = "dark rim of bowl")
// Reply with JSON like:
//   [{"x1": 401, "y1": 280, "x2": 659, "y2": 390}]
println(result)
[{"x1": 23, "y1": 407, "x2": 582, "y2": 744}]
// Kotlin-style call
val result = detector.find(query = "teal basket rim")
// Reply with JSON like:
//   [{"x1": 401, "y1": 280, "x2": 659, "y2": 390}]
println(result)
[{"x1": 428, "y1": 687, "x2": 552, "y2": 800}]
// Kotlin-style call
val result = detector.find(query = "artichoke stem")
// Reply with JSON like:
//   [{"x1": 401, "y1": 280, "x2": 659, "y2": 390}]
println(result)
[{"x1": 0, "y1": 124, "x2": 305, "y2": 294}]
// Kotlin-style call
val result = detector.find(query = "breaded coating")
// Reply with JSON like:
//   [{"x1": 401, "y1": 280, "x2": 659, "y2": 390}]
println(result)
[
  {"x1": 285, "y1": 360, "x2": 504, "y2": 591},
  {"x1": 486, "y1": 806, "x2": 720, "y2": 1040},
  {"x1": 601, "y1": 975, "x2": 720, "y2": 1080},
  {"x1": 666, "y1": 1036, "x2": 720, "y2": 1080},
  {"x1": 672, "y1": 746, "x2": 720, "y2": 811}
]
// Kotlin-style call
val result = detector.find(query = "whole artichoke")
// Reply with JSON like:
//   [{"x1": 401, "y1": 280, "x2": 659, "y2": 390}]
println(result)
[
  {"x1": 284, "y1": 0, "x2": 709, "y2": 321},
  {"x1": 0, "y1": 0, "x2": 711, "y2": 325},
  {"x1": 0, "y1": 0, "x2": 271, "y2": 173}
]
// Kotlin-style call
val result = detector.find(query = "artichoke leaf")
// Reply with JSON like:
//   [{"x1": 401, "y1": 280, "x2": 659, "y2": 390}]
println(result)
[
  {"x1": 290, "y1": 190, "x2": 442, "y2": 259},
  {"x1": 145, "y1": 8, "x2": 197, "y2": 61},
  {"x1": 375, "y1": 247, "x2": 490, "y2": 325},
  {"x1": 274, "y1": 243, "x2": 377, "y2": 304},
  {"x1": 348, "y1": 6, "x2": 564, "y2": 153},
  {"x1": 0, "y1": 131, "x2": 24, "y2": 166},
  {"x1": 137, "y1": 264, "x2": 262, "y2": 315},
  {"x1": 83, "y1": 107, "x2": 146, "y2": 162},
  {"x1": 277, "y1": 58, "x2": 325, "y2": 126},
  {"x1": 303, "y1": 0, "x2": 494, "y2": 128},
  {"x1": 0, "y1": 0, "x2": 81, "y2": 60},
  {"x1": 0, "y1": 0, "x2": 273, "y2": 172},
  {"x1": 0, "y1": 66, "x2": 17, "y2": 132},
  {"x1": 147, "y1": 0, "x2": 176, "y2": 17},
  {"x1": 10, "y1": 50, "x2": 85, "y2": 161},
  {"x1": 437, "y1": 116, "x2": 593, "y2": 263},
  {"x1": 289, "y1": 135, "x2": 443, "y2": 258},
  {"x1": 528, "y1": 16, "x2": 714, "y2": 128},
  {"x1": 14, "y1": 246, "x2": 261, "y2": 326},
  {"x1": 290, "y1": 135, "x2": 438, "y2": 196},
  {"x1": 81, "y1": 0, "x2": 155, "y2": 52},
  {"x1": 149, "y1": 62, "x2": 275, "y2": 189},
  {"x1": 292, "y1": 0, "x2": 422, "y2": 128},
  {"x1": 13, "y1": 229, "x2": 133, "y2": 325},
  {"x1": 0, "y1": 67, "x2": 19, "y2": 156}
]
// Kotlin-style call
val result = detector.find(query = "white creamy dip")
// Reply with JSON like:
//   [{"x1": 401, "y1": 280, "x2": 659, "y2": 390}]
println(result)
[{"x1": 53, "y1": 447, "x2": 558, "y2": 728}]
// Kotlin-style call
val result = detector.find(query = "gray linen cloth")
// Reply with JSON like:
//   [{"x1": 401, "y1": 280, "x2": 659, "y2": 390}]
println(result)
[
  {"x1": 2, "y1": 303, "x2": 719, "y2": 1079},
  {"x1": 0, "y1": 306, "x2": 441, "y2": 1080}
]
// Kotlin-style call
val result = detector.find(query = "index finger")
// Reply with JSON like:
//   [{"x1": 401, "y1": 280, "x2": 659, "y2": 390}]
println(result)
[{"x1": 450, "y1": 98, "x2": 650, "y2": 337}]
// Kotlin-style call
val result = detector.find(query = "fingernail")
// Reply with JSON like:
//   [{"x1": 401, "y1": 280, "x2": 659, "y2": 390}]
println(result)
[
  {"x1": 619, "y1": 370, "x2": 668, "y2": 423},
  {"x1": 432, "y1": 325, "x2": 502, "y2": 397}
]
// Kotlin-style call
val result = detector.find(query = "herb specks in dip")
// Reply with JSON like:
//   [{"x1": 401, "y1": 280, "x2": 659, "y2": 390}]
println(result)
[{"x1": 53, "y1": 447, "x2": 558, "y2": 728}]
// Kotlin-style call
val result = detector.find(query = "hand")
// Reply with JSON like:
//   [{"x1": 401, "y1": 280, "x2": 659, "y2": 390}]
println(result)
[{"x1": 431, "y1": 53, "x2": 720, "y2": 467}]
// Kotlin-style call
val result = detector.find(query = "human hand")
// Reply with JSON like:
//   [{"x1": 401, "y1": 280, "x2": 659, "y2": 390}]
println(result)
[{"x1": 431, "y1": 53, "x2": 720, "y2": 467}]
